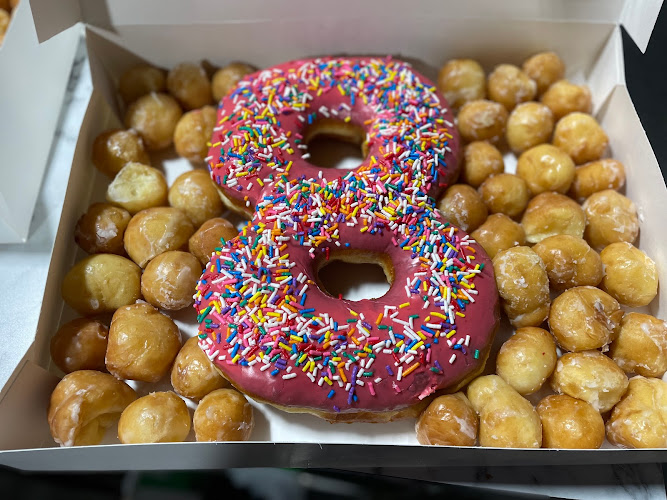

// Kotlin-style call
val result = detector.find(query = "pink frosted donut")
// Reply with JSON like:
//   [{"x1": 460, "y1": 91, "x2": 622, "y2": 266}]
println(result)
[{"x1": 195, "y1": 57, "x2": 499, "y2": 422}]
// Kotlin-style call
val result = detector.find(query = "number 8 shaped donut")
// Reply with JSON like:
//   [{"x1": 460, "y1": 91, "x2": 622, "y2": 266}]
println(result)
[{"x1": 195, "y1": 57, "x2": 500, "y2": 422}]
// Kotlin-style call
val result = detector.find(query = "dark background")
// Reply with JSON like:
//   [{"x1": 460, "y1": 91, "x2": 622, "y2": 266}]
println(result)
[{"x1": 2, "y1": 4, "x2": 667, "y2": 500}]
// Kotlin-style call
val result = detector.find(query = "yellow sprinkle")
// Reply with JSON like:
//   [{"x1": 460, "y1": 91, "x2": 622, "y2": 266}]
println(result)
[
  {"x1": 232, "y1": 354, "x2": 241, "y2": 364},
  {"x1": 431, "y1": 312, "x2": 447, "y2": 320},
  {"x1": 279, "y1": 342, "x2": 291, "y2": 351},
  {"x1": 324, "y1": 376, "x2": 333, "y2": 386},
  {"x1": 446, "y1": 330, "x2": 456, "y2": 339},
  {"x1": 349, "y1": 310, "x2": 358, "y2": 317},
  {"x1": 456, "y1": 312, "x2": 466, "y2": 317},
  {"x1": 399, "y1": 302, "x2": 410, "y2": 309},
  {"x1": 413, "y1": 341, "x2": 424, "y2": 350}
]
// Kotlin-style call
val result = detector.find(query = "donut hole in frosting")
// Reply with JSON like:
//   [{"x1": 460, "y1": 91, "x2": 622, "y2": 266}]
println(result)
[
  {"x1": 302, "y1": 118, "x2": 367, "y2": 170},
  {"x1": 316, "y1": 250, "x2": 393, "y2": 301}
]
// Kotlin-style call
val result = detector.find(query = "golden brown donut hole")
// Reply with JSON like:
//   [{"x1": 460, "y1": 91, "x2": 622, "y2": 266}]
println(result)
[
  {"x1": 600, "y1": 242, "x2": 659, "y2": 307},
  {"x1": 492, "y1": 246, "x2": 550, "y2": 328},
  {"x1": 550, "y1": 350, "x2": 629, "y2": 413},
  {"x1": 118, "y1": 65, "x2": 166, "y2": 105},
  {"x1": 521, "y1": 192, "x2": 585, "y2": 244},
  {"x1": 106, "y1": 302, "x2": 182, "y2": 383},
  {"x1": 552, "y1": 112, "x2": 608, "y2": 165},
  {"x1": 118, "y1": 392, "x2": 191, "y2": 444},
  {"x1": 437, "y1": 59, "x2": 486, "y2": 112},
  {"x1": 173, "y1": 105, "x2": 217, "y2": 163},
  {"x1": 471, "y1": 213, "x2": 526, "y2": 259},
  {"x1": 48, "y1": 370, "x2": 137, "y2": 447},
  {"x1": 168, "y1": 170, "x2": 224, "y2": 228},
  {"x1": 478, "y1": 173, "x2": 531, "y2": 219},
  {"x1": 106, "y1": 162, "x2": 168, "y2": 215},
  {"x1": 167, "y1": 62, "x2": 212, "y2": 110},
  {"x1": 74, "y1": 203, "x2": 131, "y2": 255},
  {"x1": 91, "y1": 129, "x2": 150, "y2": 178},
  {"x1": 436, "y1": 184, "x2": 487, "y2": 232},
  {"x1": 610, "y1": 313, "x2": 667, "y2": 378},
  {"x1": 606, "y1": 376, "x2": 667, "y2": 448},
  {"x1": 125, "y1": 92, "x2": 183, "y2": 151},
  {"x1": 141, "y1": 251, "x2": 202, "y2": 311},
  {"x1": 0, "y1": 9, "x2": 9, "y2": 44},
  {"x1": 212, "y1": 62, "x2": 256, "y2": 101},
  {"x1": 50, "y1": 318, "x2": 109, "y2": 374},
  {"x1": 532, "y1": 235, "x2": 603, "y2": 290},
  {"x1": 536, "y1": 394, "x2": 605, "y2": 449},
  {"x1": 506, "y1": 102, "x2": 554, "y2": 154},
  {"x1": 457, "y1": 100, "x2": 508, "y2": 144},
  {"x1": 189, "y1": 217, "x2": 239, "y2": 266},
  {"x1": 487, "y1": 64, "x2": 537, "y2": 111},
  {"x1": 582, "y1": 190, "x2": 639, "y2": 250},
  {"x1": 416, "y1": 393, "x2": 478, "y2": 446},
  {"x1": 123, "y1": 207, "x2": 195, "y2": 268},
  {"x1": 540, "y1": 80, "x2": 592, "y2": 120},
  {"x1": 171, "y1": 336, "x2": 230, "y2": 401},
  {"x1": 548, "y1": 286, "x2": 623, "y2": 352},
  {"x1": 522, "y1": 52, "x2": 565, "y2": 96},
  {"x1": 516, "y1": 144, "x2": 575, "y2": 195},
  {"x1": 569, "y1": 159, "x2": 626, "y2": 202},
  {"x1": 461, "y1": 141, "x2": 504, "y2": 188},
  {"x1": 193, "y1": 388, "x2": 254, "y2": 442},
  {"x1": 61, "y1": 254, "x2": 142, "y2": 316},
  {"x1": 496, "y1": 326, "x2": 557, "y2": 395},
  {"x1": 467, "y1": 375, "x2": 542, "y2": 448}
]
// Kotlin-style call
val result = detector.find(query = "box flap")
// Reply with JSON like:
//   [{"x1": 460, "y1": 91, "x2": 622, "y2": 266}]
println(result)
[{"x1": 621, "y1": 0, "x2": 663, "y2": 52}]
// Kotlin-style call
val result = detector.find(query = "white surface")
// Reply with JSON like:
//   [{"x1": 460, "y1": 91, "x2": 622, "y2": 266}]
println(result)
[
  {"x1": 0, "y1": 36, "x2": 91, "y2": 391},
  {"x1": 0, "y1": 1, "x2": 80, "y2": 242}
]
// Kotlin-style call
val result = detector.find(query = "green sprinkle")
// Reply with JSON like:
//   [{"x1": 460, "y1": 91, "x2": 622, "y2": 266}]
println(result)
[{"x1": 474, "y1": 350, "x2": 480, "y2": 359}]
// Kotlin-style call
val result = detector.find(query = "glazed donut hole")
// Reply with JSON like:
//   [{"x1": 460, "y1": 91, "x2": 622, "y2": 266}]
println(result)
[
  {"x1": 583, "y1": 190, "x2": 639, "y2": 250},
  {"x1": 492, "y1": 246, "x2": 550, "y2": 328},
  {"x1": 61, "y1": 254, "x2": 142, "y2": 316},
  {"x1": 467, "y1": 375, "x2": 542, "y2": 448},
  {"x1": 0, "y1": 9, "x2": 8, "y2": 44},
  {"x1": 553, "y1": 112, "x2": 608, "y2": 165},
  {"x1": 521, "y1": 192, "x2": 585, "y2": 244},
  {"x1": 48, "y1": 370, "x2": 137, "y2": 447},
  {"x1": 600, "y1": 242, "x2": 659, "y2": 307},
  {"x1": 610, "y1": 312, "x2": 667, "y2": 378},
  {"x1": 106, "y1": 162, "x2": 168, "y2": 215},
  {"x1": 522, "y1": 52, "x2": 565, "y2": 96},
  {"x1": 117, "y1": 392, "x2": 191, "y2": 444},
  {"x1": 171, "y1": 336, "x2": 230, "y2": 401},
  {"x1": 74, "y1": 202, "x2": 131, "y2": 255},
  {"x1": 193, "y1": 388, "x2": 254, "y2": 442},
  {"x1": 532, "y1": 235, "x2": 603, "y2": 290},
  {"x1": 570, "y1": 159, "x2": 626, "y2": 202},
  {"x1": 471, "y1": 213, "x2": 526, "y2": 259},
  {"x1": 212, "y1": 62, "x2": 256, "y2": 101},
  {"x1": 478, "y1": 173, "x2": 531, "y2": 219},
  {"x1": 516, "y1": 144, "x2": 575, "y2": 195},
  {"x1": 166, "y1": 62, "x2": 213, "y2": 110},
  {"x1": 91, "y1": 129, "x2": 151, "y2": 178},
  {"x1": 536, "y1": 394, "x2": 605, "y2": 449},
  {"x1": 141, "y1": 250, "x2": 202, "y2": 311},
  {"x1": 550, "y1": 350, "x2": 629, "y2": 413},
  {"x1": 173, "y1": 105, "x2": 217, "y2": 163},
  {"x1": 548, "y1": 286, "x2": 623, "y2": 352},
  {"x1": 123, "y1": 207, "x2": 195, "y2": 268},
  {"x1": 168, "y1": 170, "x2": 224, "y2": 228},
  {"x1": 189, "y1": 217, "x2": 239, "y2": 265},
  {"x1": 461, "y1": 141, "x2": 504, "y2": 187},
  {"x1": 124, "y1": 92, "x2": 183, "y2": 151},
  {"x1": 540, "y1": 80, "x2": 592, "y2": 120},
  {"x1": 436, "y1": 184, "x2": 487, "y2": 232},
  {"x1": 416, "y1": 393, "x2": 478, "y2": 447},
  {"x1": 118, "y1": 64, "x2": 166, "y2": 105},
  {"x1": 106, "y1": 302, "x2": 182, "y2": 383},
  {"x1": 487, "y1": 64, "x2": 537, "y2": 111},
  {"x1": 606, "y1": 376, "x2": 667, "y2": 448},
  {"x1": 437, "y1": 58, "x2": 486, "y2": 112},
  {"x1": 496, "y1": 326, "x2": 557, "y2": 395},
  {"x1": 506, "y1": 102, "x2": 554, "y2": 154},
  {"x1": 50, "y1": 318, "x2": 109, "y2": 374},
  {"x1": 457, "y1": 100, "x2": 508, "y2": 144}
]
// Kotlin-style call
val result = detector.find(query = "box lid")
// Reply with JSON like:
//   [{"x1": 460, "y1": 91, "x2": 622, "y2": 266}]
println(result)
[{"x1": 29, "y1": 0, "x2": 663, "y2": 53}]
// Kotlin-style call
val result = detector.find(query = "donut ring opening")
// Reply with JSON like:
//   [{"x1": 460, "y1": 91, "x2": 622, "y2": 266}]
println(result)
[{"x1": 302, "y1": 118, "x2": 368, "y2": 170}]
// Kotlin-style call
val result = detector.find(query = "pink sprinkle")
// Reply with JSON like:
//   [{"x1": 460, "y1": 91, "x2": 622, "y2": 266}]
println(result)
[
  {"x1": 368, "y1": 382, "x2": 376, "y2": 396},
  {"x1": 391, "y1": 237, "x2": 398, "y2": 246}
]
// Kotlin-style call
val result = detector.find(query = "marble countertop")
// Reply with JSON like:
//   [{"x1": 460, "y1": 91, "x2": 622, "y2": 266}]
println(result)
[{"x1": 0, "y1": 32, "x2": 664, "y2": 498}]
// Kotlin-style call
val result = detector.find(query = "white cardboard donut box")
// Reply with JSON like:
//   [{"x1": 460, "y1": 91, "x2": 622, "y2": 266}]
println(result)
[{"x1": 0, "y1": 0, "x2": 666, "y2": 470}]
